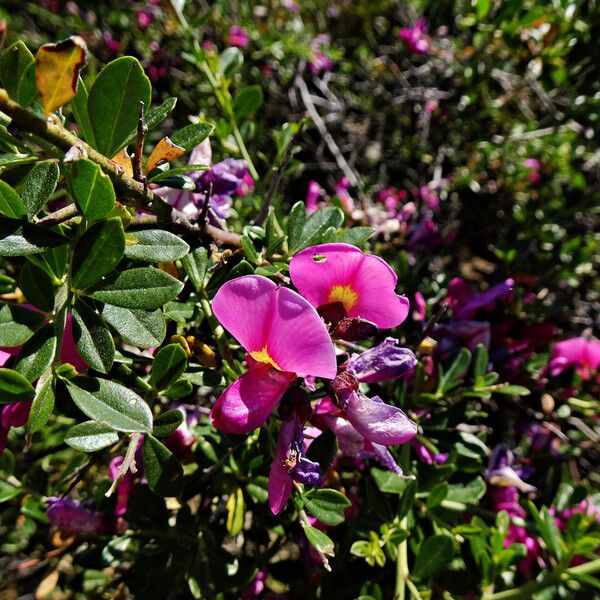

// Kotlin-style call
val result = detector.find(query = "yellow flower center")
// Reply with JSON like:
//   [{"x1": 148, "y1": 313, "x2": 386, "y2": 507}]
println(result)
[
  {"x1": 328, "y1": 284, "x2": 358, "y2": 312},
  {"x1": 250, "y1": 346, "x2": 281, "y2": 370}
]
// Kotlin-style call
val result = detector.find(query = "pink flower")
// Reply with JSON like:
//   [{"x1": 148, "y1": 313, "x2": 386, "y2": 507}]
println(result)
[
  {"x1": 103, "y1": 31, "x2": 121, "y2": 54},
  {"x1": 210, "y1": 276, "x2": 336, "y2": 434},
  {"x1": 46, "y1": 498, "x2": 103, "y2": 537},
  {"x1": 0, "y1": 400, "x2": 32, "y2": 456},
  {"x1": 413, "y1": 291, "x2": 426, "y2": 321},
  {"x1": 309, "y1": 35, "x2": 333, "y2": 74},
  {"x1": 228, "y1": 26, "x2": 249, "y2": 48},
  {"x1": 136, "y1": 10, "x2": 154, "y2": 29},
  {"x1": 289, "y1": 243, "x2": 410, "y2": 329},
  {"x1": 306, "y1": 180, "x2": 323, "y2": 213},
  {"x1": 335, "y1": 177, "x2": 354, "y2": 213},
  {"x1": 399, "y1": 18, "x2": 430, "y2": 55},
  {"x1": 548, "y1": 337, "x2": 600, "y2": 381},
  {"x1": 524, "y1": 158, "x2": 541, "y2": 183}
]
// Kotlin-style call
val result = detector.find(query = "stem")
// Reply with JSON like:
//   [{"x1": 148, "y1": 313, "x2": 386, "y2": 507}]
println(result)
[
  {"x1": 395, "y1": 444, "x2": 411, "y2": 600},
  {"x1": 231, "y1": 121, "x2": 258, "y2": 180},
  {"x1": 487, "y1": 558, "x2": 600, "y2": 599}
]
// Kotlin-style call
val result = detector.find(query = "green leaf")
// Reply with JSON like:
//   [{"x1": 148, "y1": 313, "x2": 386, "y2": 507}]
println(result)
[
  {"x1": 0, "y1": 480, "x2": 22, "y2": 503},
  {"x1": 19, "y1": 262, "x2": 55, "y2": 312},
  {"x1": 101, "y1": 305, "x2": 166, "y2": 348},
  {"x1": 412, "y1": 535, "x2": 454, "y2": 579},
  {"x1": 473, "y1": 344, "x2": 489, "y2": 380},
  {"x1": 170, "y1": 123, "x2": 214, "y2": 152},
  {"x1": 0, "y1": 368, "x2": 35, "y2": 403},
  {"x1": 124, "y1": 229, "x2": 190, "y2": 262},
  {"x1": 371, "y1": 467, "x2": 409, "y2": 494},
  {"x1": 71, "y1": 300, "x2": 115, "y2": 373},
  {"x1": 0, "y1": 302, "x2": 45, "y2": 346},
  {"x1": 240, "y1": 234, "x2": 260, "y2": 265},
  {"x1": 122, "y1": 97, "x2": 177, "y2": 148},
  {"x1": 71, "y1": 218, "x2": 125, "y2": 290},
  {"x1": 70, "y1": 77, "x2": 95, "y2": 145},
  {"x1": 302, "y1": 523, "x2": 334, "y2": 557},
  {"x1": 27, "y1": 377, "x2": 55, "y2": 433},
  {"x1": 142, "y1": 435, "x2": 184, "y2": 497},
  {"x1": 426, "y1": 482, "x2": 449, "y2": 509},
  {"x1": 65, "y1": 420, "x2": 119, "y2": 452},
  {"x1": 528, "y1": 502, "x2": 563, "y2": 559},
  {"x1": 153, "y1": 409, "x2": 184, "y2": 437},
  {"x1": 0, "y1": 181, "x2": 26, "y2": 219},
  {"x1": 287, "y1": 201, "x2": 306, "y2": 251},
  {"x1": 226, "y1": 487, "x2": 245, "y2": 536},
  {"x1": 305, "y1": 429, "x2": 338, "y2": 472},
  {"x1": 66, "y1": 377, "x2": 152, "y2": 432},
  {"x1": 446, "y1": 477, "x2": 486, "y2": 504},
  {"x1": 161, "y1": 378, "x2": 193, "y2": 399},
  {"x1": 0, "y1": 41, "x2": 37, "y2": 106},
  {"x1": 151, "y1": 343, "x2": 187, "y2": 391},
  {"x1": 21, "y1": 160, "x2": 60, "y2": 218},
  {"x1": 337, "y1": 226, "x2": 374, "y2": 247},
  {"x1": 303, "y1": 489, "x2": 351, "y2": 526},
  {"x1": 219, "y1": 47, "x2": 244, "y2": 77},
  {"x1": 87, "y1": 56, "x2": 152, "y2": 157},
  {"x1": 181, "y1": 247, "x2": 209, "y2": 292},
  {"x1": 88, "y1": 267, "x2": 183, "y2": 310},
  {"x1": 440, "y1": 348, "x2": 471, "y2": 391},
  {"x1": 293, "y1": 207, "x2": 344, "y2": 252},
  {"x1": 493, "y1": 385, "x2": 531, "y2": 396},
  {"x1": 66, "y1": 158, "x2": 116, "y2": 220},
  {"x1": 233, "y1": 85, "x2": 263, "y2": 119},
  {"x1": 0, "y1": 217, "x2": 68, "y2": 256},
  {"x1": 14, "y1": 324, "x2": 56, "y2": 382}
]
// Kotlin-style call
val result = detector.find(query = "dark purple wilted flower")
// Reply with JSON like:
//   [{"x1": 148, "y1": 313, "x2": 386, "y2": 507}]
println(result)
[
  {"x1": 434, "y1": 320, "x2": 491, "y2": 353},
  {"x1": 228, "y1": 25, "x2": 250, "y2": 48},
  {"x1": 399, "y1": 18, "x2": 429, "y2": 54},
  {"x1": 447, "y1": 277, "x2": 514, "y2": 320},
  {"x1": 345, "y1": 337, "x2": 417, "y2": 383},
  {"x1": 154, "y1": 140, "x2": 253, "y2": 220},
  {"x1": 269, "y1": 390, "x2": 323, "y2": 514},
  {"x1": 46, "y1": 498, "x2": 103, "y2": 536}
]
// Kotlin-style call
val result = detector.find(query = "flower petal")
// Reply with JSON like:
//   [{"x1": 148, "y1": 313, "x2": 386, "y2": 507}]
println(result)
[
  {"x1": 212, "y1": 275, "x2": 277, "y2": 353},
  {"x1": 211, "y1": 364, "x2": 294, "y2": 434},
  {"x1": 268, "y1": 419, "x2": 295, "y2": 514},
  {"x1": 350, "y1": 254, "x2": 409, "y2": 328},
  {"x1": 268, "y1": 286, "x2": 337, "y2": 379},
  {"x1": 289, "y1": 243, "x2": 364, "y2": 309},
  {"x1": 343, "y1": 393, "x2": 416, "y2": 445}
]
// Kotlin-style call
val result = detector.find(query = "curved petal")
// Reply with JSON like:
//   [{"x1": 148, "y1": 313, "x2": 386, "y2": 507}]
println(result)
[
  {"x1": 212, "y1": 275, "x2": 276, "y2": 353},
  {"x1": 289, "y1": 243, "x2": 364, "y2": 308},
  {"x1": 350, "y1": 254, "x2": 409, "y2": 328},
  {"x1": 268, "y1": 286, "x2": 337, "y2": 379},
  {"x1": 343, "y1": 393, "x2": 416, "y2": 446},
  {"x1": 210, "y1": 364, "x2": 294, "y2": 434},
  {"x1": 268, "y1": 419, "x2": 295, "y2": 514}
]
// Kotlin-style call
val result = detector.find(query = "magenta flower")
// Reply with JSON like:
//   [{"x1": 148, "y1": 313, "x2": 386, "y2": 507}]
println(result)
[
  {"x1": 411, "y1": 439, "x2": 448, "y2": 465},
  {"x1": 548, "y1": 337, "x2": 600, "y2": 381},
  {"x1": 210, "y1": 276, "x2": 336, "y2": 434},
  {"x1": 399, "y1": 18, "x2": 430, "y2": 54},
  {"x1": 335, "y1": 177, "x2": 354, "y2": 213},
  {"x1": 306, "y1": 180, "x2": 323, "y2": 213},
  {"x1": 228, "y1": 25, "x2": 249, "y2": 48},
  {"x1": 289, "y1": 243, "x2": 410, "y2": 329},
  {"x1": 46, "y1": 497, "x2": 103, "y2": 537},
  {"x1": 0, "y1": 400, "x2": 31, "y2": 456},
  {"x1": 524, "y1": 158, "x2": 541, "y2": 183},
  {"x1": 413, "y1": 291, "x2": 426, "y2": 321},
  {"x1": 136, "y1": 9, "x2": 154, "y2": 29},
  {"x1": 309, "y1": 35, "x2": 333, "y2": 74}
]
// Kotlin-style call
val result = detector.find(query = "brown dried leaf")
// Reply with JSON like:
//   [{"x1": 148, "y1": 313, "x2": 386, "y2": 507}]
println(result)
[
  {"x1": 35, "y1": 36, "x2": 87, "y2": 116},
  {"x1": 145, "y1": 136, "x2": 185, "y2": 173},
  {"x1": 111, "y1": 149, "x2": 134, "y2": 178}
]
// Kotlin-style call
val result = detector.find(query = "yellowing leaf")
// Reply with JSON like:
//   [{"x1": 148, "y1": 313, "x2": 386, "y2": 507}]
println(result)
[
  {"x1": 145, "y1": 136, "x2": 185, "y2": 173},
  {"x1": 111, "y1": 149, "x2": 134, "y2": 178},
  {"x1": 35, "y1": 36, "x2": 87, "y2": 116}
]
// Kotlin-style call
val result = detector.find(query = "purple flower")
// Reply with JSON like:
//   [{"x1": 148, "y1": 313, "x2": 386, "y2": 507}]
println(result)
[
  {"x1": 268, "y1": 390, "x2": 323, "y2": 514},
  {"x1": 411, "y1": 439, "x2": 448, "y2": 465},
  {"x1": 309, "y1": 35, "x2": 333, "y2": 74},
  {"x1": 346, "y1": 337, "x2": 417, "y2": 383},
  {"x1": 399, "y1": 18, "x2": 430, "y2": 54},
  {"x1": 486, "y1": 445, "x2": 536, "y2": 494},
  {"x1": 447, "y1": 277, "x2": 515, "y2": 320},
  {"x1": 434, "y1": 320, "x2": 491, "y2": 353},
  {"x1": 228, "y1": 26, "x2": 249, "y2": 49},
  {"x1": 46, "y1": 498, "x2": 103, "y2": 536}
]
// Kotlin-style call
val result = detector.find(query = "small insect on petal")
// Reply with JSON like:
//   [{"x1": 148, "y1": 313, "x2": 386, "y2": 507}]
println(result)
[{"x1": 35, "y1": 36, "x2": 87, "y2": 116}]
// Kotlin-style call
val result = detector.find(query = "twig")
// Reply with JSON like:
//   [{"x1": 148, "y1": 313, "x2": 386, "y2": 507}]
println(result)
[
  {"x1": 132, "y1": 101, "x2": 147, "y2": 183},
  {"x1": 37, "y1": 203, "x2": 79, "y2": 227},
  {"x1": 254, "y1": 119, "x2": 305, "y2": 226}
]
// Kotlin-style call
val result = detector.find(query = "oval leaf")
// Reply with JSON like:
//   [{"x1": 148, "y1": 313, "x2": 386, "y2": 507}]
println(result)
[
  {"x1": 124, "y1": 229, "x2": 190, "y2": 262},
  {"x1": 0, "y1": 368, "x2": 35, "y2": 403},
  {"x1": 0, "y1": 180, "x2": 26, "y2": 219},
  {"x1": 21, "y1": 160, "x2": 60, "y2": 218},
  {"x1": 27, "y1": 377, "x2": 56, "y2": 433},
  {"x1": 0, "y1": 40, "x2": 37, "y2": 106},
  {"x1": 0, "y1": 217, "x2": 68, "y2": 256},
  {"x1": 65, "y1": 420, "x2": 119, "y2": 452},
  {"x1": 71, "y1": 300, "x2": 115, "y2": 374},
  {"x1": 66, "y1": 158, "x2": 116, "y2": 220},
  {"x1": 66, "y1": 377, "x2": 152, "y2": 433},
  {"x1": 413, "y1": 535, "x2": 454, "y2": 580},
  {"x1": 303, "y1": 489, "x2": 351, "y2": 526},
  {"x1": 101, "y1": 305, "x2": 166, "y2": 348},
  {"x1": 153, "y1": 409, "x2": 184, "y2": 437},
  {"x1": 142, "y1": 435, "x2": 184, "y2": 497},
  {"x1": 14, "y1": 324, "x2": 57, "y2": 382},
  {"x1": 19, "y1": 262, "x2": 55, "y2": 312},
  {"x1": 150, "y1": 343, "x2": 187, "y2": 392}
]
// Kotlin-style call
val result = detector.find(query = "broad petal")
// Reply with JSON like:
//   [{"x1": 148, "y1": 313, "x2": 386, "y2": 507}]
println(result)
[
  {"x1": 189, "y1": 139, "x2": 212, "y2": 166},
  {"x1": 268, "y1": 286, "x2": 337, "y2": 379},
  {"x1": 350, "y1": 255, "x2": 409, "y2": 328},
  {"x1": 212, "y1": 275, "x2": 276, "y2": 353},
  {"x1": 268, "y1": 419, "x2": 295, "y2": 514},
  {"x1": 289, "y1": 243, "x2": 364, "y2": 309},
  {"x1": 210, "y1": 364, "x2": 293, "y2": 434},
  {"x1": 343, "y1": 393, "x2": 416, "y2": 446}
]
